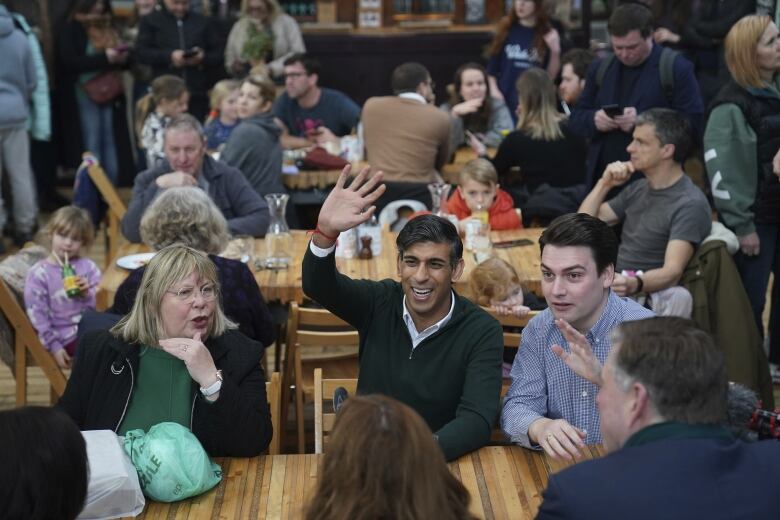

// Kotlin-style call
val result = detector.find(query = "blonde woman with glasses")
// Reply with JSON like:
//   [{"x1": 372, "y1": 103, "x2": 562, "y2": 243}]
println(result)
[{"x1": 58, "y1": 244, "x2": 273, "y2": 457}]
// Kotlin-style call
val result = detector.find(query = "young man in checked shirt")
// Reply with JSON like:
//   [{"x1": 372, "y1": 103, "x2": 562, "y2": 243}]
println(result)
[{"x1": 501, "y1": 213, "x2": 653, "y2": 460}]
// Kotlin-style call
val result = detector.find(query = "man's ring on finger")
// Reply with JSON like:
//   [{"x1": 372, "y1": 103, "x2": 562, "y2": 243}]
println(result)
[{"x1": 181, "y1": 343, "x2": 188, "y2": 352}]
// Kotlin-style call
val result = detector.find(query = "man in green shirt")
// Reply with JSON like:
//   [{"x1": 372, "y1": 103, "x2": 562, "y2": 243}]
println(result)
[{"x1": 302, "y1": 166, "x2": 503, "y2": 460}]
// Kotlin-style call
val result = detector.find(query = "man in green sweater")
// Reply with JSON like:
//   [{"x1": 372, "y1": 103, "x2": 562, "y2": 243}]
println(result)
[{"x1": 302, "y1": 166, "x2": 503, "y2": 460}]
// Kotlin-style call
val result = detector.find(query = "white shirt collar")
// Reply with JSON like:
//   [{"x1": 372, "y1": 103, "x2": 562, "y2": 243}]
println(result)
[
  {"x1": 402, "y1": 290, "x2": 456, "y2": 349},
  {"x1": 398, "y1": 92, "x2": 427, "y2": 104}
]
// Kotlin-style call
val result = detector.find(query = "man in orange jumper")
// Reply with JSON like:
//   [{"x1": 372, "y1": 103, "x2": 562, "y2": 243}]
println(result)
[{"x1": 445, "y1": 158, "x2": 522, "y2": 230}]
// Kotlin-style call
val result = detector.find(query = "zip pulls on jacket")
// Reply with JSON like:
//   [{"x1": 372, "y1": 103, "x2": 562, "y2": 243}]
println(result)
[
  {"x1": 110, "y1": 354, "x2": 203, "y2": 433},
  {"x1": 177, "y1": 19, "x2": 187, "y2": 83},
  {"x1": 113, "y1": 357, "x2": 134, "y2": 433}
]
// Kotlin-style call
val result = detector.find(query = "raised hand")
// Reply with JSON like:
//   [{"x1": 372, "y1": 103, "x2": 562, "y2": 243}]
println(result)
[
  {"x1": 315, "y1": 165, "x2": 386, "y2": 244},
  {"x1": 551, "y1": 318, "x2": 603, "y2": 386},
  {"x1": 542, "y1": 28, "x2": 561, "y2": 54}
]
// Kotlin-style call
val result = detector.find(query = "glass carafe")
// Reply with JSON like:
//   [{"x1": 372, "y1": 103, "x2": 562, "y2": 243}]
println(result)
[
  {"x1": 427, "y1": 182, "x2": 460, "y2": 228},
  {"x1": 264, "y1": 193, "x2": 292, "y2": 269},
  {"x1": 427, "y1": 182, "x2": 451, "y2": 216}
]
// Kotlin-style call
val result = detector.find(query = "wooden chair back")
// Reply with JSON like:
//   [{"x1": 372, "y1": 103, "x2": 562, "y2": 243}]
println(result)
[
  {"x1": 486, "y1": 309, "x2": 538, "y2": 351},
  {"x1": 82, "y1": 152, "x2": 126, "y2": 266},
  {"x1": 265, "y1": 372, "x2": 281, "y2": 455},
  {"x1": 0, "y1": 279, "x2": 67, "y2": 405},
  {"x1": 313, "y1": 367, "x2": 358, "y2": 454},
  {"x1": 282, "y1": 302, "x2": 359, "y2": 453}
]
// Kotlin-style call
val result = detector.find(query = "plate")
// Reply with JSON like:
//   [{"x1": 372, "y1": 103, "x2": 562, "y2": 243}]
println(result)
[{"x1": 116, "y1": 252, "x2": 156, "y2": 270}]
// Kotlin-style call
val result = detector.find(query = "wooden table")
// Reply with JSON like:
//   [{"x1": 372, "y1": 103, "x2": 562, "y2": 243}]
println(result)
[
  {"x1": 130, "y1": 445, "x2": 604, "y2": 519},
  {"x1": 97, "y1": 228, "x2": 543, "y2": 309}
]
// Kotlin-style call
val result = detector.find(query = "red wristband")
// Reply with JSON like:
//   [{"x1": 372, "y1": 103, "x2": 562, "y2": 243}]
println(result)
[{"x1": 313, "y1": 226, "x2": 339, "y2": 241}]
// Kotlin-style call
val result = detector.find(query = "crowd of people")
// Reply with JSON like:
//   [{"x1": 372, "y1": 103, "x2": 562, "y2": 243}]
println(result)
[{"x1": 1, "y1": 0, "x2": 780, "y2": 518}]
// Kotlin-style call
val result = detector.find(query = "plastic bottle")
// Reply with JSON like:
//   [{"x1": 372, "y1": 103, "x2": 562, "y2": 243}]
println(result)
[{"x1": 61, "y1": 263, "x2": 81, "y2": 298}]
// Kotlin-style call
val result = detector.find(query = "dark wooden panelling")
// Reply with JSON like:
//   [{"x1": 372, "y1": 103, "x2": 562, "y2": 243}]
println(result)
[{"x1": 304, "y1": 30, "x2": 493, "y2": 105}]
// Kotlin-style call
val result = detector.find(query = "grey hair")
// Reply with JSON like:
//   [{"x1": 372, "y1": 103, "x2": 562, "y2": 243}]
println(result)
[
  {"x1": 164, "y1": 113, "x2": 205, "y2": 140},
  {"x1": 608, "y1": 327, "x2": 634, "y2": 391},
  {"x1": 111, "y1": 244, "x2": 236, "y2": 345},
  {"x1": 140, "y1": 186, "x2": 229, "y2": 254},
  {"x1": 635, "y1": 108, "x2": 692, "y2": 164}
]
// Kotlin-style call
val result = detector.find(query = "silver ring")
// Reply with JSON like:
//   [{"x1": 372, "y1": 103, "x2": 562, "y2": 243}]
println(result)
[{"x1": 181, "y1": 344, "x2": 188, "y2": 352}]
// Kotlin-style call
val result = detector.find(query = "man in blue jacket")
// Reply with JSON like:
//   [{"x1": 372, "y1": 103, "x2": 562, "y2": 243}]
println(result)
[
  {"x1": 569, "y1": 3, "x2": 704, "y2": 186},
  {"x1": 536, "y1": 317, "x2": 780, "y2": 519}
]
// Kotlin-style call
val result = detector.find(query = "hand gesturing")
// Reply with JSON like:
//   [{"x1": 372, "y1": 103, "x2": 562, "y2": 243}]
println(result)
[
  {"x1": 551, "y1": 318, "x2": 603, "y2": 386},
  {"x1": 316, "y1": 165, "x2": 386, "y2": 240}
]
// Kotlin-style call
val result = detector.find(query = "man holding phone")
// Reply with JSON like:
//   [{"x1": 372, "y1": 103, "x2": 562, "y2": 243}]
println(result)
[
  {"x1": 569, "y1": 3, "x2": 703, "y2": 187},
  {"x1": 135, "y1": 0, "x2": 222, "y2": 120}
]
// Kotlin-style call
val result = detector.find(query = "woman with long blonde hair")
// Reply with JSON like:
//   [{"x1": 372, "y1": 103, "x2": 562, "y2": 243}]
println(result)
[
  {"x1": 486, "y1": 68, "x2": 587, "y2": 224},
  {"x1": 58, "y1": 244, "x2": 272, "y2": 457},
  {"x1": 305, "y1": 395, "x2": 476, "y2": 520},
  {"x1": 704, "y1": 14, "x2": 780, "y2": 370}
]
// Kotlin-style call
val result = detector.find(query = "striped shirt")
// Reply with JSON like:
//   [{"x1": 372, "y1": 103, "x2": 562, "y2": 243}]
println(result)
[{"x1": 501, "y1": 290, "x2": 654, "y2": 447}]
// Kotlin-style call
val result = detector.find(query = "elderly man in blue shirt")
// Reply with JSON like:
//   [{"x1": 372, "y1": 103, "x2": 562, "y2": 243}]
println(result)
[{"x1": 501, "y1": 213, "x2": 653, "y2": 459}]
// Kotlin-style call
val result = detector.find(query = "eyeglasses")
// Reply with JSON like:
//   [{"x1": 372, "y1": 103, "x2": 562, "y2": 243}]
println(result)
[
  {"x1": 283, "y1": 72, "x2": 307, "y2": 80},
  {"x1": 166, "y1": 284, "x2": 217, "y2": 303}
]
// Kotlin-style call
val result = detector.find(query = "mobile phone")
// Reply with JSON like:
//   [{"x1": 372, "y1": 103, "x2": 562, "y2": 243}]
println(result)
[
  {"x1": 602, "y1": 104, "x2": 623, "y2": 118},
  {"x1": 182, "y1": 48, "x2": 198, "y2": 58},
  {"x1": 493, "y1": 238, "x2": 534, "y2": 249}
]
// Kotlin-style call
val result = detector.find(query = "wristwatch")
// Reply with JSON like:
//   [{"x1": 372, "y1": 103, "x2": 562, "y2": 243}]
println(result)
[
  {"x1": 634, "y1": 275, "x2": 644, "y2": 294},
  {"x1": 200, "y1": 370, "x2": 223, "y2": 397}
]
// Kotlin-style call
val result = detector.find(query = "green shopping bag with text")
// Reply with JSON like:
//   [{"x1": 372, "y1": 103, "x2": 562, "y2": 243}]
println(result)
[{"x1": 123, "y1": 422, "x2": 222, "y2": 502}]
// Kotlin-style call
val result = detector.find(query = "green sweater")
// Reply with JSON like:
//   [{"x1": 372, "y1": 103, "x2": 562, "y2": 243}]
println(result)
[
  {"x1": 704, "y1": 76, "x2": 780, "y2": 236},
  {"x1": 302, "y1": 245, "x2": 503, "y2": 460},
  {"x1": 118, "y1": 346, "x2": 193, "y2": 436}
]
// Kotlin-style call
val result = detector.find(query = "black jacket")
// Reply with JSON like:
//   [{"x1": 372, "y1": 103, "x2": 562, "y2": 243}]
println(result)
[
  {"x1": 57, "y1": 329, "x2": 272, "y2": 457},
  {"x1": 134, "y1": 6, "x2": 222, "y2": 97}
]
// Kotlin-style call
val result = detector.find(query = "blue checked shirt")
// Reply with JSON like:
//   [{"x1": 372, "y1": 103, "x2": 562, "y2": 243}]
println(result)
[{"x1": 501, "y1": 291, "x2": 654, "y2": 448}]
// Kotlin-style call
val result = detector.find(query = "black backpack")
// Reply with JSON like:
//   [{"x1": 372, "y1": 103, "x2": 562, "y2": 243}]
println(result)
[{"x1": 594, "y1": 47, "x2": 679, "y2": 105}]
